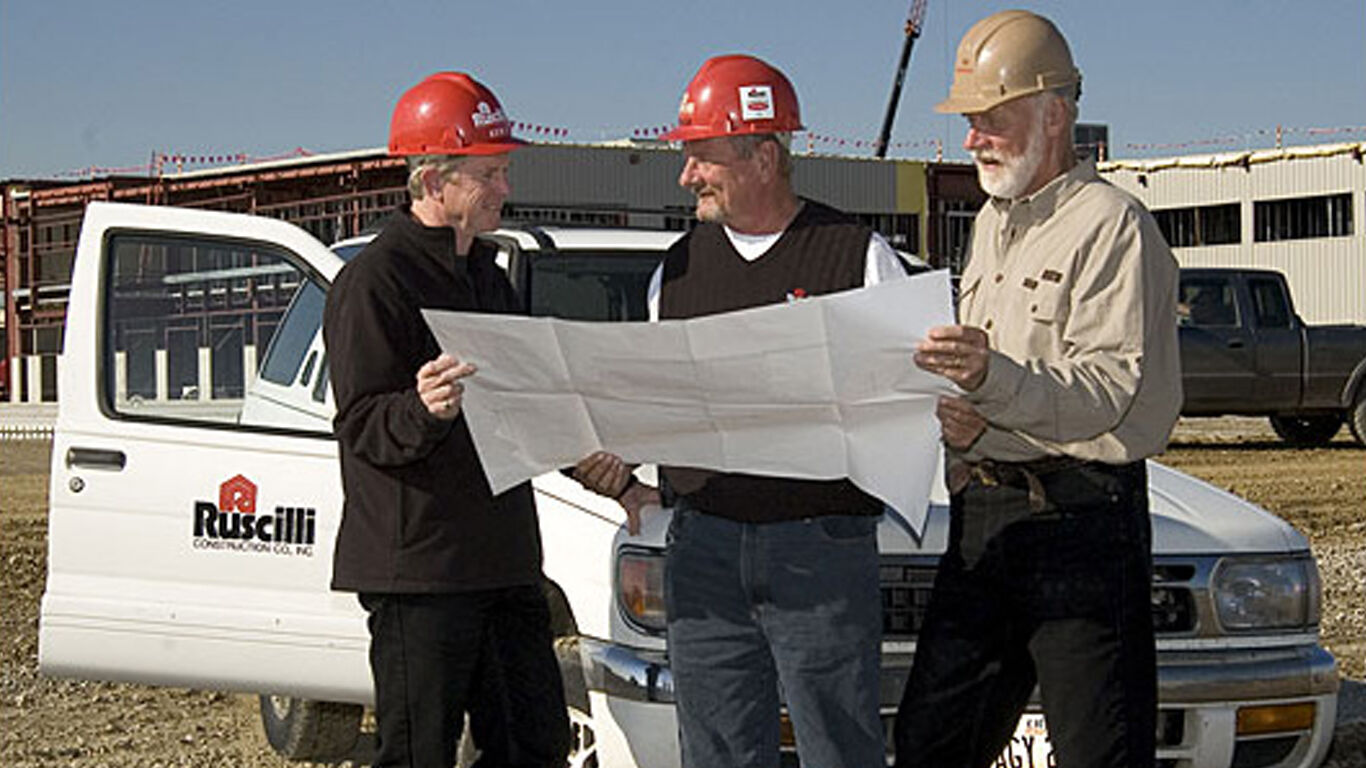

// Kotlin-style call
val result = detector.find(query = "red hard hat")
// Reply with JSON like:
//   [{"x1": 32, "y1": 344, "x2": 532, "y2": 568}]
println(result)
[
  {"x1": 661, "y1": 54, "x2": 803, "y2": 142},
  {"x1": 388, "y1": 72, "x2": 523, "y2": 156}
]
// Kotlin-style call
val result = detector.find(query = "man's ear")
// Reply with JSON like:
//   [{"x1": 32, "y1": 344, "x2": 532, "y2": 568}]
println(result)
[
  {"x1": 1043, "y1": 96, "x2": 1069, "y2": 140},
  {"x1": 756, "y1": 140, "x2": 780, "y2": 183},
  {"x1": 421, "y1": 166, "x2": 446, "y2": 198}
]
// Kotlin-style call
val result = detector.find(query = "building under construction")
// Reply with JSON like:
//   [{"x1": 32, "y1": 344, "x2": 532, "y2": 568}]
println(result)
[
  {"x1": 1102, "y1": 141, "x2": 1366, "y2": 325},
  {"x1": 1, "y1": 142, "x2": 985, "y2": 403}
]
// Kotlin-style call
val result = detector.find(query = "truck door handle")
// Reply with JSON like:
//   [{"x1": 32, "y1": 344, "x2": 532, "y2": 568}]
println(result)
[
  {"x1": 66, "y1": 447, "x2": 127, "y2": 471},
  {"x1": 1226, "y1": 339, "x2": 1245, "y2": 349}
]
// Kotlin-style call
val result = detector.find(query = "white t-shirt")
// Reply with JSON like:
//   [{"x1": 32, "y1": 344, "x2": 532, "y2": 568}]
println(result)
[{"x1": 646, "y1": 226, "x2": 906, "y2": 321}]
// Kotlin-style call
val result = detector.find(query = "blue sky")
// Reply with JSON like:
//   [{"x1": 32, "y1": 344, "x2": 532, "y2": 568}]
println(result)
[{"x1": 2, "y1": 0, "x2": 1363, "y2": 179}]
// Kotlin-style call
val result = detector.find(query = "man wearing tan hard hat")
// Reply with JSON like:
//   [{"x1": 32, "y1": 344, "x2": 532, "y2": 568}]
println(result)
[{"x1": 897, "y1": 10, "x2": 1180, "y2": 768}]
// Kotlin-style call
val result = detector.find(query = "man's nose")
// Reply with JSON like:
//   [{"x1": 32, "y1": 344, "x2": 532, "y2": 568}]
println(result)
[
  {"x1": 678, "y1": 156, "x2": 699, "y2": 188},
  {"x1": 963, "y1": 125, "x2": 989, "y2": 152}
]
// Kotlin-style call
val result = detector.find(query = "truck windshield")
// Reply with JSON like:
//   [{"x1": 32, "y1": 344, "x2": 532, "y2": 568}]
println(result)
[
  {"x1": 526, "y1": 252, "x2": 662, "y2": 322},
  {"x1": 259, "y1": 281, "x2": 325, "y2": 385}
]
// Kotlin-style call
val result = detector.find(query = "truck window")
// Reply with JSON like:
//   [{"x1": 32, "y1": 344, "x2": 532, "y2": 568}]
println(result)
[
  {"x1": 526, "y1": 252, "x2": 662, "y2": 322},
  {"x1": 259, "y1": 281, "x2": 325, "y2": 385},
  {"x1": 1178, "y1": 277, "x2": 1238, "y2": 327},
  {"x1": 1247, "y1": 277, "x2": 1292, "y2": 329},
  {"x1": 104, "y1": 232, "x2": 319, "y2": 427}
]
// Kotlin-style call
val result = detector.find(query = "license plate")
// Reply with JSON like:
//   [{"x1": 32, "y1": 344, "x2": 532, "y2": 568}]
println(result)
[{"x1": 995, "y1": 713, "x2": 1054, "y2": 768}]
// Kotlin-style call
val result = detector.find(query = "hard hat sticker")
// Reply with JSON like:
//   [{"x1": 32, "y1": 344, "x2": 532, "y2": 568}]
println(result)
[
  {"x1": 678, "y1": 93, "x2": 695, "y2": 124},
  {"x1": 739, "y1": 85, "x2": 774, "y2": 121},
  {"x1": 471, "y1": 101, "x2": 508, "y2": 128}
]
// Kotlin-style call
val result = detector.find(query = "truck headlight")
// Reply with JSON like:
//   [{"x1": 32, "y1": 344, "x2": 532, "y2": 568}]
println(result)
[
  {"x1": 617, "y1": 547, "x2": 667, "y2": 634},
  {"x1": 1212, "y1": 555, "x2": 1320, "y2": 631}
]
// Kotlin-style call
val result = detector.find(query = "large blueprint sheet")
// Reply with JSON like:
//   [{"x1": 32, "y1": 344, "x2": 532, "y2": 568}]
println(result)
[{"x1": 423, "y1": 270, "x2": 956, "y2": 533}]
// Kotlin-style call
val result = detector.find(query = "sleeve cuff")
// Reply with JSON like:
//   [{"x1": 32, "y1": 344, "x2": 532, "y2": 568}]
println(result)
[
  {"x1": 966, "y1": 348, "x2": 1024, "y2": 419},
  {"x1": 410, "y1": 389, "x2": 454, "y2": 438}
]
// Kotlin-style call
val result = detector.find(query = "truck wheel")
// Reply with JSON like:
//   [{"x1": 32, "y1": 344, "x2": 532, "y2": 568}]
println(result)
[
  {"x1": 1268, "y1": 414, "x2": 1343, "y2": 446},
  {"x1": 1351, "y1": 390, "x2": 1366, "y2": 446},
  {"x1": 259, "y1": 695, "x2": 362, "y2": 762}
]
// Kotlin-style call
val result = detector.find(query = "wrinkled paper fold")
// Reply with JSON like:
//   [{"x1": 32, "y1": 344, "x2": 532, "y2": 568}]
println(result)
[{"x1": 423, "y1": 270, "x2": 955, "y2": 534}]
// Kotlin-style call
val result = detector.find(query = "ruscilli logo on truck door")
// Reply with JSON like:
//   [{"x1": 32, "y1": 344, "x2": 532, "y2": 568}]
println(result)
[{"x1": 192, "y1": 474, "x2": 316, "y2": 556}]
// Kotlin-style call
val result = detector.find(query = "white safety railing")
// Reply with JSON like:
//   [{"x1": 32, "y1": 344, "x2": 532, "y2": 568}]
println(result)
[{"x1": 0, "y1": 404, "x2": 57, "y2": 441}]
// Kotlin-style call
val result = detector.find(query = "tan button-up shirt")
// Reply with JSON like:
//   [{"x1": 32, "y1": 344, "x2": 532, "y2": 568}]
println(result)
[{"x1": 957, "y1": 160, "x2": 1181, "y2": 464}]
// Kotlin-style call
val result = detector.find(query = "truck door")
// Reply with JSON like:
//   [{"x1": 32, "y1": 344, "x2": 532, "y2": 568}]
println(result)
[
  {"x1": 1244, "y1": 275, "x2": 1302, "y2": 409},
  {"x1": 1178, "y1": 273, "x2": 1255, "y2": 412},
  {"x1": 39, "y1": 202, "x2": 371, "y2": 705}
]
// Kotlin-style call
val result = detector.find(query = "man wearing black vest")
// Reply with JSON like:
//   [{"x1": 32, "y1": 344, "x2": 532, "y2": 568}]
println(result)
[{"x1": 578, "y1": 54, "x2": 905, "y2": 768}]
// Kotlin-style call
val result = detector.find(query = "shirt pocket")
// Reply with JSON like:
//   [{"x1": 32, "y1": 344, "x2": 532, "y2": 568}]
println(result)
[{"x1": 1026, "y1": 283, "x2": 1066, "y2": 326}]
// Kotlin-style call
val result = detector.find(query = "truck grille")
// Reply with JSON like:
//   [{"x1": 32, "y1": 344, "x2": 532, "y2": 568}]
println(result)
[
  {"x1": 880, "y1": 564, "x2": 936, "y2": 639},
  {"x1": 878, "y1": 561, "x2": 1198, "y2": 640}
]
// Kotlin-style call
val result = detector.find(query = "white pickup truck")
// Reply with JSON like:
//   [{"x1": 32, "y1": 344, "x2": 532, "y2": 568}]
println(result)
[{"x1": 40, "y1": 201, "x2": 1339, "y2": 768}]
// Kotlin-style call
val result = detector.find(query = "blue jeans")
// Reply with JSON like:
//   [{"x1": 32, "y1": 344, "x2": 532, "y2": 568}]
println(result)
[{"x1": 665, "y1": 506, "x2": 884, "y2": 768}]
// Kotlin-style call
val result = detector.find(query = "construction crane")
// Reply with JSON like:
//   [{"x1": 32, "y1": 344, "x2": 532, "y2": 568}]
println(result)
[{"x1": 874, "y1": 0, "x2": 928, "y2": 159}]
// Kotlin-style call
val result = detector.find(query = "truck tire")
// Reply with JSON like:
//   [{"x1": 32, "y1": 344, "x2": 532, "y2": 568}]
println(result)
[
  {"x1": 259, "y1": 695, "x2": 363, "y2": 762},
  {"x1": 1351, "y1": 390, "x2": 1366, "y2": 446},
  {"x1": 1268, "y1": 414, "x2": 1343, "y2": 446}
]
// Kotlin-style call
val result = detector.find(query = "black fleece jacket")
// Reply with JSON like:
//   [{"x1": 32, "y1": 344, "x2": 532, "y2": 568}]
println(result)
[{"x1": 324, "y1": 207, "x2": 541, "y2": 593}]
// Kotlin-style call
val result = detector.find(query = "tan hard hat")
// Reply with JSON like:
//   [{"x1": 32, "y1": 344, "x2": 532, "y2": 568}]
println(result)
[{"x1": 936, "y1": 9, "x2": 1081, "y2": 115}]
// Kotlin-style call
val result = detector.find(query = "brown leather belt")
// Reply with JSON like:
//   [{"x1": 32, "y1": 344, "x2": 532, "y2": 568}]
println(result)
[{"x1": 948, "y1": 455, "x2": 1090, "y2": 511}]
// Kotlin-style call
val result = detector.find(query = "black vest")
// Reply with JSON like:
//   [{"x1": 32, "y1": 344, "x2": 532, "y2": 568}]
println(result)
[{"x1": 659, "y1": 200, "x2": 884, "y2": 523}]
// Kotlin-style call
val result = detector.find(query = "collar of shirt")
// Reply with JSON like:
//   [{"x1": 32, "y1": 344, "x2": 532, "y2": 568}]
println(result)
[
  {"x1": 721, "y1": 200, "x2": 807, "y2": 262},
  {"x1": 987, "y1": 159, "x2": 1100, "y2": 234},
  {"x1": 393, "y1": 204, "x2": 475, "y2": 277}
]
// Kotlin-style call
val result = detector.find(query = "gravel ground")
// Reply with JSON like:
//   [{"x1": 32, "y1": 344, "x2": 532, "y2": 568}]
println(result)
[
  {"x1": 2, "y1": 417, "x2": 1363, "y2": 766},
  {"x1": 1164, "y1": 417, "x2": 1366, "y2": 767}
]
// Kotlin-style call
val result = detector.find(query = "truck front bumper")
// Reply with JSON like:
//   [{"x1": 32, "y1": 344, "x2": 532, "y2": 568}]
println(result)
[{"x1": 571, "y1": 637, "x2": 1339, "y2": 768}]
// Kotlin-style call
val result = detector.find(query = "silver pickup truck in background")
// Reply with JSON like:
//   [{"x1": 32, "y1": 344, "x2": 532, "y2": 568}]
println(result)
[
  {"x1": 39, "y1": 202, "x2": 1340, "y2": 768},
  {"x1": 1179, "y1": 268, "x2": 1366, "y2": 446}
]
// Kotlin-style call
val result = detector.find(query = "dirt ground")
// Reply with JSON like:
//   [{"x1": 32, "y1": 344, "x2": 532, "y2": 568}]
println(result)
[
  {"x1": 2, "y1": 420, "x2": 1363, "y2": 767},
  {"x1": 1, "y1": 439, "x2": 308, "y2": 768}
]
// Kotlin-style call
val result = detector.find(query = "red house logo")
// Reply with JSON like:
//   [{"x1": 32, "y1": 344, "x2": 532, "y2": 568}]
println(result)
[
  {"x1": 193, "y1": 474, "x2": 316, "y2": 554},
  {"x1": 219, "y1": 474, "x2": 257, "y2": 515}
]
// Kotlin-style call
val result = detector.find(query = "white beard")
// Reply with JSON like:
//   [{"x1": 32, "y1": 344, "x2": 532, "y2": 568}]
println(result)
[{"x1": 972, "y1": 112, "x2": 1048, "y2": 200}]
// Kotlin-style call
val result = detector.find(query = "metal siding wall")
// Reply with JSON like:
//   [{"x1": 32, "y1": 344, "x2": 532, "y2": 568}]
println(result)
[
  {"x1": 897, "y1": 162, "x2": 928, "y2": 254},
  {"x1": 511, "y1": 145, "x2": 693, "y2": 210},
  {"x1": 507, "y1": 144, "x2": 906, "y2": 215},
  {"x1": 1103, "y1": 150, "x2": 1366, "y2": 324},
  {"x1": 895, "y1": 162, "x2": 927, "y2": 214},
  {"x1": 792, "y1": 156, "x2": 898, "y2": 212}
]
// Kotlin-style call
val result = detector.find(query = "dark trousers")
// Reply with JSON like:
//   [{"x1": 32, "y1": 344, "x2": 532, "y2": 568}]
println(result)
[
  {"x1": 360, "y1": 585, "x2": 570, "y2": 768},
  {"x1": 894, "y1": 461, "x2": 1156, "y2": 768}
]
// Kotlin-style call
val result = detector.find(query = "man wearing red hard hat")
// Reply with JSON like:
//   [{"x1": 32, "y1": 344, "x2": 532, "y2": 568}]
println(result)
[
  {"x1": 580, "y1": 53, "x2": 907, "y2": 768},
  {"x1": 324, "y1": 72, "x2": 570, "y2": 767}
]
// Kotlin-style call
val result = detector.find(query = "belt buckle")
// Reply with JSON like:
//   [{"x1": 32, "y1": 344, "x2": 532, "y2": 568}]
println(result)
[{"x1": 973, "y1": 465, "x2": 1000, "y2": 487}]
